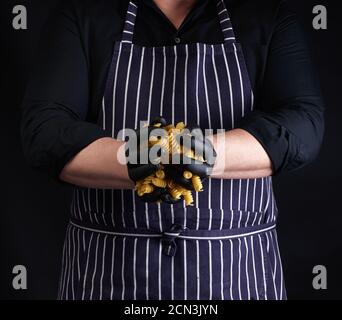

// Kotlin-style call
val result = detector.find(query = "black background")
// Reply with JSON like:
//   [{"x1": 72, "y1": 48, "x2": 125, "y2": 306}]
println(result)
[{"x1": 0, "y1": 0, "x2": 341, "y2": 300}]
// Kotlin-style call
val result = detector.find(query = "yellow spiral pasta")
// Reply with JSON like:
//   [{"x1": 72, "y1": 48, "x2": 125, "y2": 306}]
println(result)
[
  {"x1": 141, "y1": 175, "x2": 154, "y2": 185},
  {"x1": 169, "y1": 132, "x2": 181, "y2": 154},
  {"x1": 183, "y1": 171, "x2": 193, "y2": 179},
  {"x1": 170, "y1": 186, "x2": 183, "y2": 200},
  {"x1": 148, "y1": 135, "x2": 160, "y2": 146},
  {"x1": 175, "y1": 122, "x2": 185, "y2": 130},
  {"x1": 136, "y1": 121, "x2": 205, "y2": 206},
  {"x1": 155, "y1": 170, "x2": 165, "y2": 179},
  {"x1": 182, "y1": 190, "x2": 194, "y2": 206},
  {"x1": 137, "y1": 184, "x2": 155, "y2": 196},
  {"x1": 152, "y1": 177, "x2": 167, "y2": 188},
  {"x1": 158, "y1": 137, "x2": 171, "y2": 153},
  {"x1": 192, "y1": 175, "x2": 203, "y2": 192}
]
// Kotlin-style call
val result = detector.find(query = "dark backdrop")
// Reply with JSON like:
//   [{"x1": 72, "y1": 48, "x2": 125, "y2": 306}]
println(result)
[{"x1": 0, "y1": 0, "x2": 341, "y2": 300}]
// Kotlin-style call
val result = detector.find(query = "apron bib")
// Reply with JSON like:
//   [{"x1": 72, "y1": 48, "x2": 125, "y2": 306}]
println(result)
[{"x1": 58, "y1": 0, "x2": 286, "y2": 300}]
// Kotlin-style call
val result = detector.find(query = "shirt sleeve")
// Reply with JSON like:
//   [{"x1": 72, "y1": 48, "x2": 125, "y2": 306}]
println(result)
[
  {"x1": 238, "y1": 0, "x2": 325, "y2": 174},
  {"x1": 21, "y1": 0, "x2": 109, "y2": 180}
]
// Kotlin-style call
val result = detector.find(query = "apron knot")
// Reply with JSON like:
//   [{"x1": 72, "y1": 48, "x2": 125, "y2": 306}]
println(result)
[{"x1": 161, "y1": 223, "x2": 186, "y2": 257}]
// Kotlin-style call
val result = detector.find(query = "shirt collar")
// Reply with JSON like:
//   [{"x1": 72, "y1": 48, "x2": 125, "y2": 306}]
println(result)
[{"x1": 139, "y1": 0, "x2": 211, "y2": 33}]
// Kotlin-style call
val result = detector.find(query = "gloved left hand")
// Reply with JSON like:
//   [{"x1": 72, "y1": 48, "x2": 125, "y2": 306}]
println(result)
[{"x1": 164, "y1": 125, "x2": 217, "y2": 190}]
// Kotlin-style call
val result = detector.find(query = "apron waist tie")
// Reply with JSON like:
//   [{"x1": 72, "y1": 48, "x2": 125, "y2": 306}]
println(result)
[{"x1": 69, "y1": 218, "x2": 276, "y2": 257}]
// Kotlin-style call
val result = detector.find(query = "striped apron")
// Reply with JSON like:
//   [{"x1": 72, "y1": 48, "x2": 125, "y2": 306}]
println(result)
[{"x1": 58, "y1": 0, "x2": 287, "y2": 300}]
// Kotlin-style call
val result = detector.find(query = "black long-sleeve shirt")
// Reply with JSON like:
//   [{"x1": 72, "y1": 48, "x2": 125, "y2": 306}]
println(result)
[{"x1": 21, "y1": 0, "x2": 325, "y2": 179}]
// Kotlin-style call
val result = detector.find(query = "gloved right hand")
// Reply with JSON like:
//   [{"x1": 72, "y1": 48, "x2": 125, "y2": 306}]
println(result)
[
  {"x1": 126, "y1": 117, "x2": 182, "y2": 205},
  {"x1": 126, "y1": 117, "x2": 166, "y2": 183},
  {"x1": 164, "y1": 125, "x2": 217, "y2": 191}
]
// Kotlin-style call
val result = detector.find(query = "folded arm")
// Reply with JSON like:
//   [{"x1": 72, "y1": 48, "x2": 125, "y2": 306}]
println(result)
[{"x1": 210, "y1": 1, "x2": 324, "y2": 180}]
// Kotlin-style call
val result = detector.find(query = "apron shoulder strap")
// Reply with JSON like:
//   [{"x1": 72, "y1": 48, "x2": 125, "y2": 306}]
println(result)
[
  {"x1": 121, "y1": 1, "x2": 138, "y2": 44},
  {"x1": 216, "y1": 0, "x2": 237, "y2": 43}
]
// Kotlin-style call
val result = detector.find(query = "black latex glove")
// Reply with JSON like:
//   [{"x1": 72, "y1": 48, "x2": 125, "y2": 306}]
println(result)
[
  {"x1": 126, "y1": 116, "x2": 166, "y2": 182},
  {"x1": 165, "y1": 125, "x2": 217, "y2": 190},
  {"x1": 128, "y1": 117, "x2": 182, "y2": 204}
]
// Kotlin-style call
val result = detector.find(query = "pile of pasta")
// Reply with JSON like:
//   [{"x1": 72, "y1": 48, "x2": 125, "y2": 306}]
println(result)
[{"x1": 135, "y1": 122, "x2": 204, "y2": 206}]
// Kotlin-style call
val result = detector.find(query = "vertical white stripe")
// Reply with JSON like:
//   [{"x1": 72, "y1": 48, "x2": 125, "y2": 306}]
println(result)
[
  {"x1": 134, "y1": 47, "x2": 145, "y2": 129},
  {"x1": 238, "y1": 211, "x2": 242, "y2": 228},
  {"x1": 244, "y1": 237, "x2": 251, "y2": 300},
  {"x1": 102, "y1": 190, "x2": 107, "y2": 226},
  {"x1": 147, "y1": 47, "x2": 155, "y2": 122},
  {"x1": 220, "y1": 240, "x2": 224, "y2": 300},
  {"x1": 132, "y1": 47, "x2": 146, "y2": 229},
  {"x1": 121, "y1": 45, "x2": 134, "y2": 229},
  {"x1": 82, "y1": 230, "x2": 86, "y2": 252},
  {"x1": 232, "y1": 42, "x2": 245, "y2": 117},
  {"x1": 230, "y1": 180, "x2": 234, "y2": 214},
  {"x1": 265, "y1": 178, "x2": 272, "y2": 223},
  {"x1": 184, "y1": 44, "x2": 188, "y2": 124},
  {"x1": 99, "y1": 234, "x2": 108, "y2": 300},
  {"x1": 246, "y1": 211, "x2": 251, "y2": 228},
  {"x1": 195, "y1": 43, "x2": 201, "y2": 126},
  {"x1": 259, "y1": 178, "x2": 264, "y2": 215},
  {"x1": 266, "y1": 232, "x2": 278, "y2": 299},
  {"x1": 82, "y1": 232, "x2": 94, "y2": 300},
  {"x1": 172, "y1": 46, "x2": 177, "y2": 124},
  {"x1": 183, "y1": 45, "x2": 189, "y2": 228},
  {"x1": 251, "y1": 90, "x2": 255, "y2": 110},
  {"x1": 90, "y1": 233, "x2": 100, "y2": 300},
  {"x1": 110, "y1": 236, "x2": 116, "y2": 299},
  {"x1": 133, "y1": 238, "x2": 137, "y2": 300},
  {"x1": 211, "y1": 45, "x2": 224, "y2": 230},
  {"x1": 229, "y1": 239, "x2": 233, "y2": 299},
  {"x1": 202, "y1": 45, "x2": 213, "y2": 230},
  {"x1": 170, "y1": 38, "x2": 176, "y2": 212},
  {"x1": 195, "y1": 43, "x2": 201, "y2": 226},
  {"x1": 171, "y1": 255, "x2": 175, "y2": 300},
  {"x1": 76, "y1": 190, "x2": 83, "y2": 221},
  {"x1": 121, "y1": 237, "x2": 126, "y2": 300},
  {"x1": 71, "y1": 227, "x2": 76, "y2": 299},
  {"x1": 245, "y1": 179, "x2": 250, "y2": 211},
  {"x1": 208, "y1": 240, "x2": 213, "y2": 300},
  {"x1": 58, "y1": 239, "x2": 66, "y2": 300},
  {"x1": 112, "y1": 43, "x2": 122, "y2": 137},
  {"x1": 160, "y1": 47, "x2": 166, "y2": 116},
  {"x1": 121, "y1": 191, "x2": 125, "y2": 228},
  {"x1": 258, "y1": 234, "x2": 268, "y2": 300},
  {"x1": 145, "y1": 203, "x2": 150, "y2": 229},
  {"x1": 252, "y1": 179, "x2": 256, "y2": 212},
  {"x1": 146, "y1": 238, "x2": 150, "y2": 300},
  {"x1": 238, "y1": 179, "x2": 242, "y2": 210},
  {"x1": 77, "y1": 228, "x2": 81, "y2": 281},
  {"x1": 237, "y1": 238, "x2": 242, "y2": 300},
  {"x1": 221, "y1": 44, "x2": 234, "y2": 128},
  {"x1": 87, "y1": 189, "x2": 93, "y2": 224},
  {"x1": 196, "y1": 240, "x2": 200, "y2": 300},
  {"x1": 229, "y1": 209, "x2": 234, "y2": 229},
  {"x1": 202, "y1": 46, "x2": 211, "y2": 128},
  {"x1": 65, "y1": 227, "x2": 71, "y2": 300},
  {"x1": 184, "y1": 241, "x2": 187, "y2": 300},
  {"x1": 250, "y1": 236, "x2": 259, "y2": 300},
  {"x1": 158, "y1": 240, "x2": 162, "y2": 300},
  {"x1": 102, "y1": 97, "x2": 106, "y2": 131}
]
